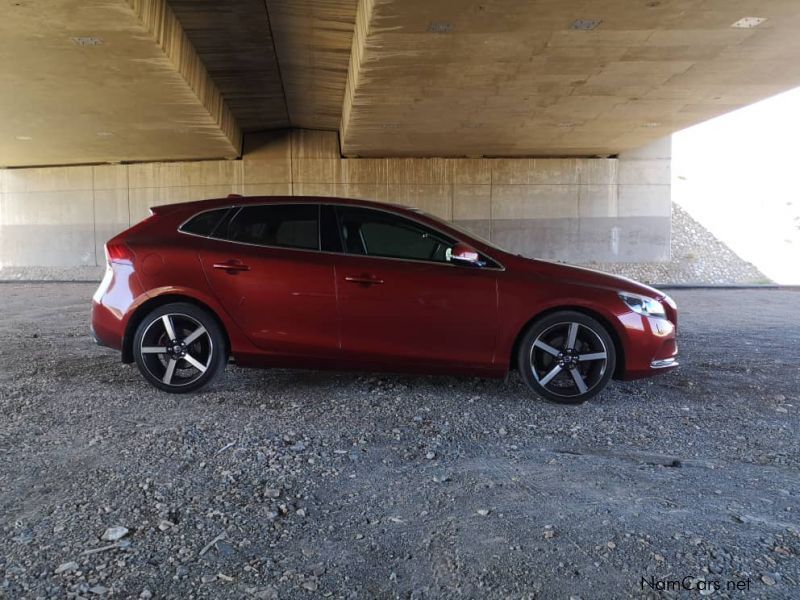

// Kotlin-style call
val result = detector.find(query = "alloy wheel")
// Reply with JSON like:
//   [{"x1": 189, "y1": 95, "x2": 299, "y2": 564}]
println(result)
[
  {"x1": 138, "y1": 313, "x2": 213, "y2": 387},
  {"x1": 529, "y1": 321, "x2": 608, "y2": 399}
]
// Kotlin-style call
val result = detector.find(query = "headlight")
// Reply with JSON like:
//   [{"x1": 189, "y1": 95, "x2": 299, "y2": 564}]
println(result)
[{"x1": 618, "y1": 291, "x2": 666, "y2": 318}]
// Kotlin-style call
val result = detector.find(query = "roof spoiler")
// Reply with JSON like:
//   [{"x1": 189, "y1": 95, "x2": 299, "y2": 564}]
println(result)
[
  {"x1": 148, "y1": 205, "x2": 174, "y2": 216},
  {"x1": 149, "y1": 194, "x2": 243, "y2": 216}
]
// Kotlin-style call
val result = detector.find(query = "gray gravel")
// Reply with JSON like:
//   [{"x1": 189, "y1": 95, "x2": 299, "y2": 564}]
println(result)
[
  {"x1": 591, "y1": 204, "x2": 770, "y2": 285},
  {"x1": 1, "y1": 284, "x2": 799, "y2": 599}
]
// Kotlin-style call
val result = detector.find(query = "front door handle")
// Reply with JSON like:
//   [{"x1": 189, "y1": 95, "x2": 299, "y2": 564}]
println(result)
[
  {"x1": 213, "y1": 260, "x2": 250, "y2": 274},
  {"x1": 345, "y1": 275, "x2": 384, "y2": 285}
]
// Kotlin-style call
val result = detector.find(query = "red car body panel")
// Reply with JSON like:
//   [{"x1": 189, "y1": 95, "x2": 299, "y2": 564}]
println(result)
[
  {"x1": 91, "y1": 195, "x2": 678, "y2": 381},
  {"x1": 334, "y1": 253, "x2": 499, "y2": 370},
  {"x1": 200, "y1": 238, "x2": 340, "y2": 359}
]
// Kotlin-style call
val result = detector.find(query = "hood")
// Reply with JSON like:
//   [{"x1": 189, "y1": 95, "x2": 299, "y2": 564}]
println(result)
[{"x1": 517, "y1": 257, "x2": 667, "y2": 299}]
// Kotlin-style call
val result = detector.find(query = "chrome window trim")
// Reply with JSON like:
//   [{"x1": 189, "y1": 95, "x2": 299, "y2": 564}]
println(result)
[{"x1": 176, "y1": 201, "x2": 506, "y2": 271}]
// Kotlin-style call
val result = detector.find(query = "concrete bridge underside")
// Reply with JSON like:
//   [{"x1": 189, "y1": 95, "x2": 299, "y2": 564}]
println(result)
[{"x1": 1, "y1": 0, "x2": 796, "y2": 268}]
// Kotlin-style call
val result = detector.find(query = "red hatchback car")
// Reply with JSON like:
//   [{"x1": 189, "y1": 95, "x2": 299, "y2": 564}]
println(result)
[{"x1": 92, "y1": 196, "x2": 677, "y2": 403}]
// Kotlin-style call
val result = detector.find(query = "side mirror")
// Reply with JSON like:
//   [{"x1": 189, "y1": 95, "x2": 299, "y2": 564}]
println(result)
[{"x1": 449, "y1": 243, "x2": 483, "y2": 267}]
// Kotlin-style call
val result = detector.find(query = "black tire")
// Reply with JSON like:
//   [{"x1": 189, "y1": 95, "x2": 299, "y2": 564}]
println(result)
[
  {"x1": 133, "y1": 302, "x2": 227, "y2": 393},
  {"x1": 517, "y1": 310, "x2": 616, "y2": 404}
]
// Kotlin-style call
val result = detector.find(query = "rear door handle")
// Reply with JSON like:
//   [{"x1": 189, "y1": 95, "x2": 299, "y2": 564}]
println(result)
[
  {"x1": 345, "y1": 275, "x2": 384, "y2": 285},
  {"x1": 213, "y1": 260, "x2": 250, "y2": 273}
]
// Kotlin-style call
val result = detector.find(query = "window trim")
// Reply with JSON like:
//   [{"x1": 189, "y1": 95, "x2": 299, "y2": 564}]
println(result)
[{"x1": 177, "y1": 202, "x2": 505, "y2": 271}]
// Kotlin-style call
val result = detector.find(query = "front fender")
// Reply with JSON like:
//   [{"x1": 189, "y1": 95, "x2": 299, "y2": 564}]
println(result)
[{"x1": 496, "y1": 278, "x2": 632, "y2": 373}]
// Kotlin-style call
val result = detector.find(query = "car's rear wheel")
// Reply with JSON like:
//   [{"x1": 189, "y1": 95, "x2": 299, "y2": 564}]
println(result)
[
  {"x1": 133, "y1": 302, "x2": 227, "y2": 393},
  {"x1": 518, "y1": 311, "x2": 616, "y2": 404}
]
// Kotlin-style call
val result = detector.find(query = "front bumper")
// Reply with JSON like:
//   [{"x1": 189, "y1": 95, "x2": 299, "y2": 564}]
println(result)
[
  {"x1": 620, "y1": 313, "x2": 678, "y2": 380},
  {"x1": 650, "y1": 357, "x2": 678, "y2": 369}
]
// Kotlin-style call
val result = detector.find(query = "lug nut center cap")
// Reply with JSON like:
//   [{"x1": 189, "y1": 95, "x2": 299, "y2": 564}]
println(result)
[
  {"x1": 560, "y1": 348, "x2": 579, "y2": 367},
  {"x1": 166, "y1": 340, "x2": 187, "y2": 358}
]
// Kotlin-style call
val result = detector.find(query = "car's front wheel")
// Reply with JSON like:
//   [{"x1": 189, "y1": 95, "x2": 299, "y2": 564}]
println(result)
[
  {"x1": 518, "y1": 311, "x2": 616, "y2": 404},
  {"x1": 133, "y1": 302, "x2": 227, "y2": 393}
]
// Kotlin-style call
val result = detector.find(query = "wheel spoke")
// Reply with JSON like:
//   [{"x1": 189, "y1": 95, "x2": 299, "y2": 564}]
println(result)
[
  {"x1": 163, "y1": 359, "x2": 177, "y2": 384},
  {"x1": 183, "y1": 354, "x2": 207, "y2": 373},
  {"x1": 579, "y1": 351, "x2": 607, "y2": 362},
  {"x1": 534, "y1": 339, "x2": 560, "y2": 356},
  {"x1": 183, "y1": 325, "x2": 207, "y2": 345},
  {"x1": 570, "y1": 368, "x2": 588, "y2": 393},
  {"x1": 566, "y1": 323, "x2": 579, "y2": 349},
  {"x1": 162, "y1": 315, "x2": 177, "y2": 340},
  {"x1": 141, "y1": 346, "x2": 167, "y2": 354},
  {"x1": 539, "y1": 365, "x2": 562, "y2": 386}
]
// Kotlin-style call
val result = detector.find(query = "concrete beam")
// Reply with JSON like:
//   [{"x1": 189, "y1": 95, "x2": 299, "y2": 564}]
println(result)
[
  {"x1": 126, "y1": 0, "x2": 242, "y2": 152},
  {"x1": 267, "y1": 0, "x2": 358, "y2": 130},
  {"x1": 0, "y1": 0, "x2": 241, "y2": 167},
  {"x1": 338, "y1": 0, "x2": 800, "y2": 157}
]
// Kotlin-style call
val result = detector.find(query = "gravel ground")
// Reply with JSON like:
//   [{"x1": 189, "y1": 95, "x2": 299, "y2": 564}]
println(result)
[{"x1": 1, "y1": 284, "x2": 798, "y2": 599}]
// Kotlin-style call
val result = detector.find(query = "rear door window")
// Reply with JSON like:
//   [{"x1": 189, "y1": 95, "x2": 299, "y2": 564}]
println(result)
[{"x1": 215, "y1": 204, "x2": 320, "y2": 251}]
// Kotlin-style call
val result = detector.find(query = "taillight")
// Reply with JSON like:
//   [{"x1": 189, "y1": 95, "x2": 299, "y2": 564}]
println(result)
[{"x1": 105, "y1": 241, "x2": 135, "y2": 265}]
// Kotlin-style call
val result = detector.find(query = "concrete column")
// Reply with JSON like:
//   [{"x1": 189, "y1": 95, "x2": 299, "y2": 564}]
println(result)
[{"x1": 615, "y1": 137, "x2": 672, "y2": 261}]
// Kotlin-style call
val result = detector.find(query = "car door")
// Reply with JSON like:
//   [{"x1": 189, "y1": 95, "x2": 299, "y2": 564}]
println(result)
[
  {"x1": 199, "y1": 203, "x2": 339, "y2": 358},
  {"x1": 330, "y1": 205, "x2": 499, "y2": 369}
]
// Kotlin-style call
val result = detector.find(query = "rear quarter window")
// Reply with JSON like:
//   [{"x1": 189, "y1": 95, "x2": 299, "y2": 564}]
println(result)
[{"x1": 180, "y1": 208, "x2": 229, "y2": 236}]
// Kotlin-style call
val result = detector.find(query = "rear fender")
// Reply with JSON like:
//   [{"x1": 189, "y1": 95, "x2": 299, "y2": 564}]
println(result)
[{"x1": 121, "y1": 286, "x2": 259, "y2": 363}]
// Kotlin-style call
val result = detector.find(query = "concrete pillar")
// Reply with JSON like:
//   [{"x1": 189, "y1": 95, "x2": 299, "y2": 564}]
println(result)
[{"x1": 615, "y1": 137, "x2": 672, "y2": 261}]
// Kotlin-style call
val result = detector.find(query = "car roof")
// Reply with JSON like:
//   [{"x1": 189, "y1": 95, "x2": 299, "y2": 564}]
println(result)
[{"x1": 153, "y1": 195, "x2": 423, "y2": 218}]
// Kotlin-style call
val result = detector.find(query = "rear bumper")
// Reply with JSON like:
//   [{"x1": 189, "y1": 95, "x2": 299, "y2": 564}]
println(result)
[
  {"x1": 91, "y1": 299, "x2": 124, "y2": 351},
  {"x1": 91, "y1": 263, "x2": 144, "y2": 358},
  {"x1": 89, "y1": 323, "x2": 105, "y2": 347}
]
